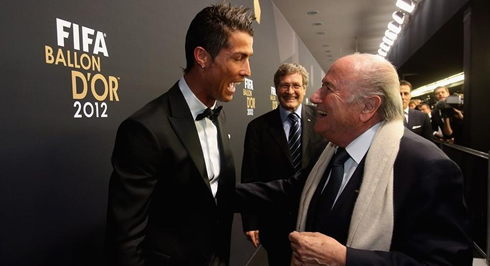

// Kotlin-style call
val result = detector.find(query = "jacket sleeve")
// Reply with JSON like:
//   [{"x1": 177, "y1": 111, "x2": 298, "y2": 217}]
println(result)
[
  {"x1": 421, "y1": 113, "x2": 434, "y2": 141},
  {"x1": 346, "y1": 151, "x2": 472, "y2": 266},
  {"x1": 240, "y1": 122, "x2": 262, "y2": 231},
  {"x1": 105, "y1": 119, "x2": 161, "y2": 266}
]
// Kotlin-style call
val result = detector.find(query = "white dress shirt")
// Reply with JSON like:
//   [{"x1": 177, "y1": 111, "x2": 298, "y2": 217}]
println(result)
[{"x1": 179, "y1": 77, "x2": 220, "y2": 198}]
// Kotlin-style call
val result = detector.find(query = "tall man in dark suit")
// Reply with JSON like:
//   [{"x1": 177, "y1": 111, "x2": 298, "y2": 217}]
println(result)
[
  {"x1": 105, "y1": 3, "x2": 255, "y2": 266},
  {"x1": 399, "y1": 80, "x2": 432, "y2": 140},
  {"x1": 236, "y1": 53, "x2": 472, "y2": 265},
  {"x1": 240, "y1": 63, "x2": 325, "y2": 265}
]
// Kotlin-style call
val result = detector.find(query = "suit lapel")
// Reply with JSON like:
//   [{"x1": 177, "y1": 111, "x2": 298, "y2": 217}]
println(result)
[
  {"x1": 301, "y1": 106, "x2": 317, "y2": 167},
  {"x1": 268, "y1": 109, "x2": 293, "y2": 164},
  {"x1": 407, "y1": 109, "x2": 413, "y2": 129},
  {"x1": 215, "y1": 111, "x2": 235, "y2": 181},
  {"x1": 166, "y1": 85, "x2": 211, "y2": 191}
]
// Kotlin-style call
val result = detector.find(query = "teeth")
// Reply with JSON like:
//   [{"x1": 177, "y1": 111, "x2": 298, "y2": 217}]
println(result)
[{"x1": 317, "y1": 110, "x2": 328, "y2": 116}]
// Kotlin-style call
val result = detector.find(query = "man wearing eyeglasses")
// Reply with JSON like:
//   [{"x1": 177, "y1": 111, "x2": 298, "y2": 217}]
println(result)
[{"x1": 240, "y1": 63, "x2": 325, "y2": 266}]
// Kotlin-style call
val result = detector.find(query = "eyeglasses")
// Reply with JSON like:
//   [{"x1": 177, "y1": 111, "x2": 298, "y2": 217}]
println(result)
[{"x1": 279, "y1": 83, "x2": 304, "y2": 90}]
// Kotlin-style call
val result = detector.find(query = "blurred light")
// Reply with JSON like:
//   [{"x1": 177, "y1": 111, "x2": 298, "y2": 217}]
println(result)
[
  {"x1": 378, "y1": 49, "x2": 387, "y2": 57},
  {"x1": 385, "y1": 30, "x2": 398, "y2": 40},
  {"x1": 396, "y1": 0, "x2": 415, "y2": 13},
  {"x1": 411, "y1": 72, "x2": 465, "y2": 97},
  {"x1": 388, "y1": 21, "x2": 402, "y2": 34},
  {"x1": 380, "y1": 42, "x2": 391, "y2": 52},
  {"x1": 383, "y1": 36, "x2": 394, "y2": 46},
  {"x1": 392, "y1": 11, "x2": 405, "y2": 24}
]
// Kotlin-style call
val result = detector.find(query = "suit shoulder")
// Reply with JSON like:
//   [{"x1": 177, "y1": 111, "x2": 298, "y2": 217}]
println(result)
[
  {"x1": 411, "y1": 109, "x2": 429, "y2": 118},
  {"x1": 248, "y1": 109, "x2": 279, "y2": 126},
  {"x1": 399, "y1": 130, "x2": 448, "y2": 162}
]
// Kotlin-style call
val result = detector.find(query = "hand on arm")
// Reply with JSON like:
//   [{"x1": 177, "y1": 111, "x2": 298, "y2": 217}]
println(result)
[
  {"x1": 289, "y1": 231, "x2": 346, "y2": 266},
  {"x1": 245, "y1": 230, "x2": 260, "y2": 248},
  {"x1": 453, "y1": 108, "x2": 464, "y2": 119}
]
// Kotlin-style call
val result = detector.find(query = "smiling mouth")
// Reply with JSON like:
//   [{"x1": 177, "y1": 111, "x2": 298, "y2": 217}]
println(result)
[
  {"x1": 317, "y1": 110, "x2": 328, "y2": 117},
  {"x1": 228, "y1": 82, "x2": 238, "y2": 93}
]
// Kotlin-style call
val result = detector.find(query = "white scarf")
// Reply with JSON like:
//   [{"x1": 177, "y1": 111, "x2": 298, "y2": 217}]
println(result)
[{"x1": 296, "y1": 120, "x2": 404, "y2": 251}]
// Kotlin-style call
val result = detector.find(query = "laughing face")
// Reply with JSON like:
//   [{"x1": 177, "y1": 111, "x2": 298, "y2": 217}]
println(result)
[
  {"x1": 309, "y1": 59, "x2": 364, "y2": 146},
  {"x1": 203, "y1": 31, "x2": 253, "y2": 103},
  {"x1": 277, "y1": 73, "x2": 306, "y2": 112}
]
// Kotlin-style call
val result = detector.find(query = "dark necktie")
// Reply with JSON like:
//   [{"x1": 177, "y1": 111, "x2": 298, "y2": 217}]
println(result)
[
  {"x1": 196, "y1": 106, "x2": 222, "y2": 121},
  {"x1": 319, "y1": 147, "x2": 350, "y2": 212},
  {"x1": 288, "y1": 113, "x2": 302, "y2": 174},
  {"x1": 403, "y1": 110, "x2": 408, "y2": 127}
]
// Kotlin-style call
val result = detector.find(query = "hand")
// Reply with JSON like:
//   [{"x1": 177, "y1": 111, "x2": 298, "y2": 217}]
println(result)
[
  {"x1": 452, "y1": 108, "x2": 464, "y2": 119},
  {"x1": 289, "y1": 231, "x2": 346, "y2": 266},
  {"x1": 245, "y1": 230, "x2": 260, "y2": 248}
]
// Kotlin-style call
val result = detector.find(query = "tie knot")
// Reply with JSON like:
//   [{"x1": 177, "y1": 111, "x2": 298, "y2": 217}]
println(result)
[
  {"x1": 288, "y1": 112, "x2": 300, "y2": 123},
  {"x1": 196, "y1": 106, "x2": 222, "y2": 121},
  {"x1": 332, "y1": 148, "x2": 350, "y2": 166}
]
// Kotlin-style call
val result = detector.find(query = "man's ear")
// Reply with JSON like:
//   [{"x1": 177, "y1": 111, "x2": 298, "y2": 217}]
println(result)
[
  {"x1": 194, "y1": 46, "x2": 208, "y2": 69},
  {"x1": 360, "y1": 96, "x2": 381, "y2": 122}
]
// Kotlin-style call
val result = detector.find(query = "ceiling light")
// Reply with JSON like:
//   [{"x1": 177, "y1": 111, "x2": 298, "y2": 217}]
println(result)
[
  {"x1": 396, "y1": 0, "x2": 415, "y2": 13},
  {"x1": 378, "y1": 49, "x2": 387, "y2": 57},
  {"x1": 380, "y1": 42, "x2": 391, "y2": 52},
  {"x1": 392, "y1": 11, "x2": 405, "y2": 24},
  {"x1": 383, "y1": 36, "x2": 394, "y2": 46},
  {"x1": 411, "y1": 72, "x2": 465, "y2": 97},
  {"x1": 388, "y1": 22, "x2": 402, "y2": 34},
  {"x1": 385, "y1": 30, "x2": 398, "y2": 40}
]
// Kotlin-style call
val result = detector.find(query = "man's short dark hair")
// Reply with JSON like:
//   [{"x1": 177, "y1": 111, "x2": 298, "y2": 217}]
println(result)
[
  {"x1": 399, "y1": 80, "x2": 412, "y2": 91},
  {"x1": 184, "y1": 3, "x2": 255, "y2": 73}
]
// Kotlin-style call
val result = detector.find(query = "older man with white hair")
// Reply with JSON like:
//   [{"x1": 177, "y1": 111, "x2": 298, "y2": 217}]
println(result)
[{"x1": 236, "y1": 53, "x2": 472, "y2": 266}]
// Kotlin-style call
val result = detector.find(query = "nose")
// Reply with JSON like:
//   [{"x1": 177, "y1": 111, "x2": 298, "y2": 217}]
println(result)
[
  {"x1": 310, "y1": 89, "x2": 322, "y2": 104},
  {"x1": 241, "y1": 59, "x2": 251, "y2": 77}
]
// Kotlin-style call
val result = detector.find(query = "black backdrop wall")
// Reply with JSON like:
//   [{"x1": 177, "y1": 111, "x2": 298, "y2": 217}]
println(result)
[{"x1": 0, "y1": 0, "x2": 324, "y2": 265}]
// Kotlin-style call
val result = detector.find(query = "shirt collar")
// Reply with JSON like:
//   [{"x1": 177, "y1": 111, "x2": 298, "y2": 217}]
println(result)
[
  {"x1": 179, "y1": 76, "x2": 217, "y2": 120},
  {"x1": 343, "y1": 122, "x2": 382, "y2": 164},
  {"x1": 279, "y1": 104, "x2": 303, "y2": 123}
]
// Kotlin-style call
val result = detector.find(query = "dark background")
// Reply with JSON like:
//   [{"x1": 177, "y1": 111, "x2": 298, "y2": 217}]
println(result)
[
  {"x1": 2, "y1": 0, "x2": 489, "y2": 265},
  {"x1": 0, "y1": 0, "x2": 324, "y2": 265}
]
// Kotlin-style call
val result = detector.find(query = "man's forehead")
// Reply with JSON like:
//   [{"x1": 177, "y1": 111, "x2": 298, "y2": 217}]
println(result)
[{"x1": 400, "y1": 85, "x2": 411, "y2": 92}]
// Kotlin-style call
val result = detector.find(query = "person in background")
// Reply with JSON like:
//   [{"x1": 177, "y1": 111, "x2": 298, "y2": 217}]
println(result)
[
  {"x1": 416, "y1": 102, "x2": 432, "y2": 116},
  {"x1": 431, "y1": 86, "x2": 464, "y2": 143},
  {"x1": 409, "y1": 99, "x2": 420, "y2": 109},
  {"x1": 105, "y1": 3, "x2": 255, "y2": 265},
  {"x1": 240, "y1": 63, "x2": 325, "y2": 266},
  {"x1": 236, "y1": 53, "x2": 472, "y2": 266},
  {"x1": 399, "y1": 80, "x2": 433, "y2": 140}
]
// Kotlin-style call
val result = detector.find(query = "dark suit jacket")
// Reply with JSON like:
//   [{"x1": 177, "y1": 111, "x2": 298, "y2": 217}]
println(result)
[
  {"x1": 236, "y1": 129, "x2": 472, "y2": 265},
  {"x1": 106, "y1": 82, "x2": 236, "y2": 266},
  {"x1": 240, "y1": 105, "x2": 324, "y2": 249},
  {"x1": 406, "y1": 108, "x2": 432, "y2": 140}
]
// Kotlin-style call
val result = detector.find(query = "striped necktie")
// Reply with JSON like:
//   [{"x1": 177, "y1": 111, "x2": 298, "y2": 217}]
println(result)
[{"x1": 288, "y1": 113, "x2": 302, "y2": 174}]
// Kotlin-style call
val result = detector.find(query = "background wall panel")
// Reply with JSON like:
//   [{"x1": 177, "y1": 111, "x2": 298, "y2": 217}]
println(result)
[{"x1": 0, "y1": 0, "x2": 323, "y2": 265}]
